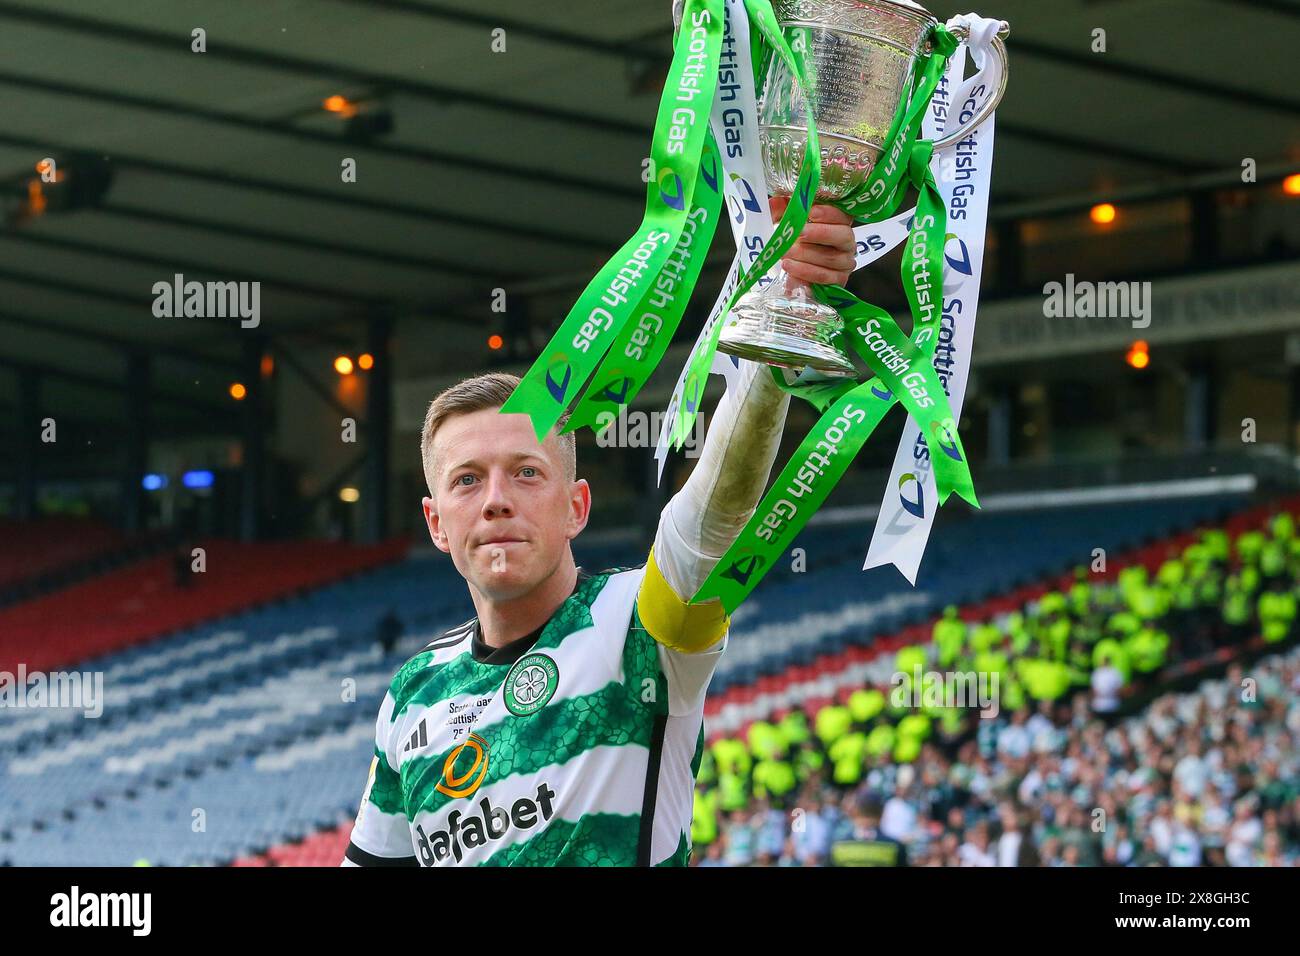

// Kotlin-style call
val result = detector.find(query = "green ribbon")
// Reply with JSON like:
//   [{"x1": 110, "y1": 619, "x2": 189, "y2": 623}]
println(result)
[
  {"x1": 500, "y1": 0, "x2": 725, "y2": 442},
  {"x1": 498, "y1": 5, "x2": 976, "y2": 612},
  {"x1": 899, "y1": 139, "x2": 946, "y2": 361},
  {"x1": 692, "y1": 373, "x2": 896, "y2": 614},
  {"x1": 693, "y1": 134, "x2": 980, "y2": 613},
  {"x1": 667, "y1": 0, "x2": 823, "y2": 450},
  {"x1": 562, "y1": 131, "x2": 726, "y2": 437},
  {"x1": 668, "y1": 23, "x2": 958, "y2": 454},
  {"x1": 692, "y1": 293, "x2": 977, "y2": 615},
  {"x1": 841, "y1": 26, "x2": 958, "y2": 221},
  {"x1": 826, "y1": 286, "x2": 977, "y2": 509}
]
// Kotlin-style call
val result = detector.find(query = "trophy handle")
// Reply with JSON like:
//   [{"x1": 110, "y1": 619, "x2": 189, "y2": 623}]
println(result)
[{"x1": 931, "y1": 21, "x2": 1010, "y2": 152}]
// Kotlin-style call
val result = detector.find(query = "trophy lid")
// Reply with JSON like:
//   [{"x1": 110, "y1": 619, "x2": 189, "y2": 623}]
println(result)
[
  {"x1": 876, "y1": 0, "x2": 938, "y2": 21},
  {"x1": 873, "y1": 0, "x2": 939, "y2": 30},
  {"x1": 772, "y1": 0, "x2": 937, "y2": 36}
]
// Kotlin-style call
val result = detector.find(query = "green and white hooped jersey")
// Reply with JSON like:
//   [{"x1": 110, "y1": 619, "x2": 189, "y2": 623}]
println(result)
[{"x1": 344, "y1": 566, "x2": 726, "y2": 867}]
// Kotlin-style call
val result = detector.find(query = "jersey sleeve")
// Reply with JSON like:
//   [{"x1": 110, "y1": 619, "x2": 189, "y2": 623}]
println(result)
[
  {"x1": 342, "y1": 689, "x2": 418, "y2": 867},
  {"x1": 634, "y1": 358, "x2": 790, "y2": 716},
  {"x1": 635, "y1": 504, "x2": 730, "y2": 718},
  {"x1": 654, "y1": 626, "x2": 728, "y2": 718}
]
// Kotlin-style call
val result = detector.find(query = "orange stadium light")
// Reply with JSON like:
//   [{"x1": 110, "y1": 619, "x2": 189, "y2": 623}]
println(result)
[
  {"x1": 357, "y1": 352, "x2": 374, "y2": 370},
  {"x1": 26, "y1": 180, "x2": 46, "y2": 216},
  {"x1": 323, "y1": 94, "x2": 356, "y2": 116},
  {"x1": 229, "y1": 382, "x2": 247, "y2": 400},
  {"x1": 1090, "y1": 203, "x2": 1117, "y2": 225},
  {"x1": 1284, "y1": 174, "x2": 1300, "y2": 197},
  {"x1": 488, "y1": 334, "x2": 504, "y2": 351},
  {"x1": 334, "y1": 355, "x2": 354, "y2": 375},
  {"x1": 1126, "y1": 341, "x2": 1150, "y2": 369}
]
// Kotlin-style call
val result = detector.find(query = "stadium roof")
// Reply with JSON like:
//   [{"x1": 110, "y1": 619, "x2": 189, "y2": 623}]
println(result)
[{"x1": 1, "y1": 0, "x2": 1297, "y2": 431}]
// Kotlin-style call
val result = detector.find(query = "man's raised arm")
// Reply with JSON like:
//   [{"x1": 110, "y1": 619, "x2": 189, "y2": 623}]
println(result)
[{"x1": 638, "y1": 201, "x2": 858, "y2": 655}]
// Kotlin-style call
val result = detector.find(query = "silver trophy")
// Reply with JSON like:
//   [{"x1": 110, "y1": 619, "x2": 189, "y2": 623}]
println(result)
[{"x1": 681, "y1": 0, "x2": 1009, "y2": 375}]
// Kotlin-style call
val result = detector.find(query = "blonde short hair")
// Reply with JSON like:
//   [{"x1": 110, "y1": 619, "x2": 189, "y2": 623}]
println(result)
[{"x1": 420, "y1": 372, "x2": 575, "y2": 496}]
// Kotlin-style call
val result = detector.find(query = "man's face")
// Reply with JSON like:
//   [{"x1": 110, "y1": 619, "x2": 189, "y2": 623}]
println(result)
[{"x1": 423, "y1": 407, "x2": 589, "y2": 602}]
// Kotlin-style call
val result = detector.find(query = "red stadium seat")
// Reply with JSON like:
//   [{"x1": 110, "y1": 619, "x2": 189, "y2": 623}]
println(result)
[{"x1": 0, "y1": 538, "x2": 411, "y2": 673}]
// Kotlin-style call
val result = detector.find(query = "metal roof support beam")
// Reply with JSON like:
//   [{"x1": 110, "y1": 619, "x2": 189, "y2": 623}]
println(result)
[
  {"x1": 99, "y1": 203, "x2": 513, "y2": 281},
  {"x1": 363, "y1": 312, "x2": 393, "y2": 544},
  {"x1": 0, "y1": 308, "x2": 241, "y2": 372},
  {"x1": 0, "y1": 354, "x2": 238, "y2": 419},
  {"x1": 15, "y1": 367, "x2": 40, "y2": 521},
  {"x1": 991, "y1": 159, "x2": 1300, "y2": 221},
  {"x1": 0, "y1": 69, "x2": 642, "y2": 202},
  {"x1": 1011, "y1": 39, "x2": 1300, "y2": 119},
  {"x1": 271, "y1": 344, "x2": 359, "y2": 425},
  {"x1": 239, "y1": 336, "x2": 268, "y2": 543},
  {"x1": 331, "y1": 0, "x2": 665, "y2": 61},
  {"x1": 9, "y1": 229, "x2": 388, "y2": 310},
  {"x1": 0, "y1": 2, "x2": 645, "y2": 138},
  {"x1": 121, "y1": 350, "x2": 151, "y2": 533},
  {"x1": 0, "y1": 132, "x2": 610, "y2": 252}
]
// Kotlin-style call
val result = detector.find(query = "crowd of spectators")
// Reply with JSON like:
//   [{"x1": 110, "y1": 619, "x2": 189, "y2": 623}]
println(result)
[
  {"x1": 691, "y1": 509, "x2": 1300, "y2": 866},
  {"x1": 697, "y1": 647, "x2": 1300, "y2": 867}
]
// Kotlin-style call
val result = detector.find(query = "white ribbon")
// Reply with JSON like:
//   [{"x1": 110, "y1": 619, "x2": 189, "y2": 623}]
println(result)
[
  {"x1": 654, "y1": 6, "x2": 1007, "y2": 591},
  {"x1": 862, "y1": 13, "x2": 1002, "y2": 584},
  {"x1": 656, "y1": 0, "x2": 768, "y2": 482},
  {"x1": 707, "y1": 0, "x2": 775, "y2": 393}
]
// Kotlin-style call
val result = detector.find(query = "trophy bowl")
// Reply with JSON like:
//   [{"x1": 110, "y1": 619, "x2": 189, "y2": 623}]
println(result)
[{"x1": 716, "y1": 0, "x2": 1008, "y2": 376}]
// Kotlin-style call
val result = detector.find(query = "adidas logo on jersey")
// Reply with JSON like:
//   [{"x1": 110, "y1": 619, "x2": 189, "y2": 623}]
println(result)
[
  {"x1": 402, "y1": 719, "x2": 428, "y2": 754},
  {"x1": 413, "y1": 783, "x2": 556, "y2": 865}
]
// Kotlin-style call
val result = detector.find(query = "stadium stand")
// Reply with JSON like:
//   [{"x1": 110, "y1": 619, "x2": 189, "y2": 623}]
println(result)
[
  {"x1": 3, "y1": 491, "x2": 1277, "y2": 867},
  {"x1": 705, "y1": 493, "x2": 1258, "y2": 707},
  {"x1": 0, "y1": 516, "x2": 132, "y2": 599},
  {"x1": 1, "y1": 553, "x2": 428, "y2": 866},
  {"x1": 690, "y1": 498, "x2": 1300, "y2": 867},
  {"x1": 0, "y1": 538, "x2": 410, "y2": 674},
  {"x1": 696, "y1": 644, "x2": 1300, "y2": 867}
]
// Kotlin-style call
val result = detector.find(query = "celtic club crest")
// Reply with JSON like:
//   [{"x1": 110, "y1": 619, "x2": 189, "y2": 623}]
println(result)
[{"x1": 504, "y1": 653, "x2": 559, "y2": 716}]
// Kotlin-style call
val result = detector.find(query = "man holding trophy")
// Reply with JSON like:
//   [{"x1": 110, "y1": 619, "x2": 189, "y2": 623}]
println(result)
[{"x1": 344, "y1": 0, "x2": 1006, "y2": 866}]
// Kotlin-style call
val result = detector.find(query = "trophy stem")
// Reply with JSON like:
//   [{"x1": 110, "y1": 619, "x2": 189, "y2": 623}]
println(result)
[{"x1": 718, "y1": 262, "x2": 859, "y2": 377}]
